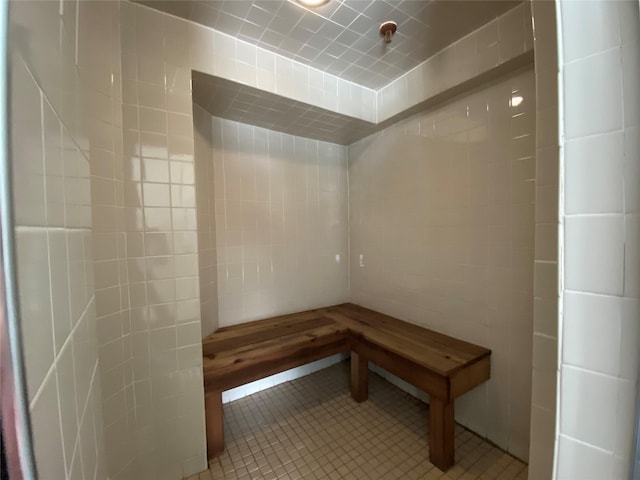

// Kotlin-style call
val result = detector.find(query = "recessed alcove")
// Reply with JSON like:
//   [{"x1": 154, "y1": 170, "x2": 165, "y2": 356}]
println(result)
[{"x1": 191, "y1": 51, "x2": 537, "y2": 464}]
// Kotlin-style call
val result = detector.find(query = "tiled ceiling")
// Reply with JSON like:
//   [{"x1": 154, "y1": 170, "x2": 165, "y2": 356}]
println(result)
[
  {"x1": 136, "y1": 0, "x2": 520, "y2": 89},
  {"x1": 192, "y1": 71, "x2": 375, "y2": 144}
]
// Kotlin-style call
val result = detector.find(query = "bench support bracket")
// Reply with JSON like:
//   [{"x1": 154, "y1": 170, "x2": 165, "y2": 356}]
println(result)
[
  {"x1": 206, "y1": 390, "x2": 224, "y2": 459},
  {"x1": 429, "y1": 397, "x2": 454, "y2": 471}
]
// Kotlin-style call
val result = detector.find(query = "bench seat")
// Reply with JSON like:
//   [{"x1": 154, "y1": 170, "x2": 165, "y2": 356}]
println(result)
[
  {"x1": 203, "y1": 312, "x2": 349, "y2": 391},
  {"x1": 201, "y1": 303, "x2": 491, "y2": 471}
]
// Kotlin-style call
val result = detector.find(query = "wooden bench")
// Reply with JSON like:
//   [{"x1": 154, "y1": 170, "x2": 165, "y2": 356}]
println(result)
[{"x1": 202, "y1": 303, "x2": 491, "y2": 471}]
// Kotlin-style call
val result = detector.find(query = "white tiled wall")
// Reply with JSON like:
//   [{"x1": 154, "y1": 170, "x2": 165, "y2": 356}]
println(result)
[
  {"x1": 79, "y1": 2, "x2": 140, "y2": 479},
  {"x1": 120, "y1": 5, "x2": 207, "y2": 479},
  {"x1": 211, "y1": 117, "x2": 349, "y2": 326},
  {"x1": 186, "y1": 8, "x2": 376, "y2": 124},
  {"x1": 376, "y1": 3, "x2": 533, "y2": 123},
  {"x1": 193, "y1": 104, "x2": 218, "y2": 337},
  {"x1": 348, "y1": 69, "x2": 536, "y2": 461},
  {"x1": 189, "y1": 111, "x2": 349, "y2": 403},
  {"x1": 10, "y1": 1, "x2": 113, "y2": 478},
  {"x1": 556, "y1": 2, "x2": 640, "y2": 478}
]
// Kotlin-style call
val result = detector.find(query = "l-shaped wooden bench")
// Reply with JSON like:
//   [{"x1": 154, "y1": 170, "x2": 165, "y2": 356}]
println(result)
[{"x1": 202, "y1": 303, "x2": 491, "y2": 471}]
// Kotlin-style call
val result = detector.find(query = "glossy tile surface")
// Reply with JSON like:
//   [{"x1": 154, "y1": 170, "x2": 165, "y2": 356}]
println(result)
[
  {"x1": 189, "y1": 4, "x2": 533, "y2": 144},
  {"x1": 137, "y1": 0, "x2": 519, "y2": 89},
  {"x1": 192, "y1": 72, "x2": 375, "y2": 145},
  {"x1": 209, "y1": 117, "x2": 349, "y2": 326},
  {"x1": 348, "y1": 69, "x2": 536, "y2": 461},
  {"x1": 193, "y1": 104, "x2": 219, "y2": 337},
  {"x1": 9, "y1": 1, "x2": 122, "y2": 479},
  {"x1": 556, "y1": 1, "x2": 640, "y2": 478},
  {"x1": 377, "y1": 2, "x2": 533, "y2": 122},
  {"x1": 187, "y1": 362, "x2": 528, "y2": 480},
  {"x1": 526, "y1": 2, "x2": 559, "y2": 478},
  {"x1": 78, "y1": 1, "x2": 137, "y2": 477},
  {"x1": 120, "y1": 5, "x2": 208, "y2": 478}
]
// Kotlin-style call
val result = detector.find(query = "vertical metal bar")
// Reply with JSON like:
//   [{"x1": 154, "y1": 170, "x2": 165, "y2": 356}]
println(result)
[{"x1": 0, "y1": 0, "x2": 38, "y2": 477}]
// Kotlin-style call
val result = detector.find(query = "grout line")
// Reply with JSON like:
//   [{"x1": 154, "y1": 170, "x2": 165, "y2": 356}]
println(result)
[
  {"x1": 557, "y1": 433, "x2": 615, "y2": 455},
  {"x1": 560, "y1": 363, "x2": 629, "y2": 382},
  {"x1": 28, "y1": 294, "x2": 96, "y2": 410}
]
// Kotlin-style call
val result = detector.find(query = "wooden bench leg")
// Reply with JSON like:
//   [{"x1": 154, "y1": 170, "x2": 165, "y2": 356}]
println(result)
[
  {"x1": 429, "y1": 397, "x2": 454, "y2": 471},
  {"x1": 350, "y1": 352, "x2": 368, "y2": 402},
  {"x1": 205, "y1": 390, "x2": 224, "y2": 459}
]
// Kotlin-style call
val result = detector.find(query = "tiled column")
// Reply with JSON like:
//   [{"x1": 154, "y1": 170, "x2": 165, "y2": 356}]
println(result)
[
  {"x1": 555, "y1": 1, "x2": 640, "y2": 478},
  {"x1": 79, "y1": 2, "x2": 140, "y2": 479},
  {"x1": 9, "y1": 1, "x2": 121, "y2": 478},
  {"x1": 528, "y1": 1, "x2": 560, "y2": 478},
  {"x1": 120, "y1": 5, "x2": 207, "y2": 479},
  {"x1": 192, "y1": 104, "x2": 218, "y2": 337}
]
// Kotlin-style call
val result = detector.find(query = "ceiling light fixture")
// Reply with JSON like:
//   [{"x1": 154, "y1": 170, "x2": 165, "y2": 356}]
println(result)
[
  {"x1": 294, "y1": 0, "x2": 330, "y2": 8},
  {"x1": 510, "y1": 95, "x2": 523, "y2": 107}
]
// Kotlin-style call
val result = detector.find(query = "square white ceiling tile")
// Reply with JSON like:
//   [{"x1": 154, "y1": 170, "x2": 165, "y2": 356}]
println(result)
[
  {"x1": 289, "y1": 25, "x2": 314, "y2": 44},
  {"x1": 246, "y1": 5, "x2": 272, "y2": 25},
  {"x1": 362, "y1": 1, "x2": 396, "y2": 21},
  {"x1": 335, "y1": 28, "x2": 360, "y2": 46},
  {"x1": 330, "y1": 4, "x2": 360, "y2": 27},
  {"x1": 299, "y1": 11, "x2": 326, "y2": 33},
  {"x1": 273, "y1": 1, "x2": 305, "y2": 26},
  {"x1": 214, "y1": 10, "x2": 243, "y2": 33},
  {"x1": 220, "y1": 1, "x2": 253, "y2": 19},
  {"x1": 259, "y1": 28, "x2": 287, "y2": 48},
  {"x1": 238, "y1": 22, "x2": 264, "y2": 41},
  {"x1": 348, "y1": 15, "x2": 375, "y2": 35},
  {"x1": 298, "y1": 44, "x2": 323, "y2": 62}
]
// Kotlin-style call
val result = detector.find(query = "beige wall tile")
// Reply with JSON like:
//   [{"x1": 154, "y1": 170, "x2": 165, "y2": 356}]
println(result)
[{"x1": 349, "y1": 69, "x2": 535, "y2": 460}]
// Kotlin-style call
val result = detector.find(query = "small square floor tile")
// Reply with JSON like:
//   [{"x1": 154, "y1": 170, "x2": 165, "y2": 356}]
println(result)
[{"x1": 189, "y1": 362, "x2": 527, "y2": 480}]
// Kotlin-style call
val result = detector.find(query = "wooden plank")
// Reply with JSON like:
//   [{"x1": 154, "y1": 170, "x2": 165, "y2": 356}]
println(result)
[
  {"x1": 352, "y1": 337, "x2": 450, "y2": 400},
  {"x1": 204, "y1": 330, "x2": 350, "y2": 391},
  {"x1": 204, "y1": 325, "x2": 347, "y2": 370},
  {"x1": 203, "y1": 317, "x2": 335, "y2": 356},
  {"x1": 337, "y1": 303, "x2": 490, "y2": 357},
  {"x1": 205, "y1": 390, "x2": 224, "y2": 459},
  {"x1": 323, "y1": 310, "x2": 464, "y2": 376},
  {"x1": 207, "y1": 324, "x2": 344, "y2": 360},
  {"x1": 350, "y1": 351, "x2": 368, "y2": 403},
  {"x1": 429, "y1": 397, "x2": 455, "y2": 471},
  {"x1": 450, "y1": 356, "x2": 491, "y2": 398},
  {"x1": 327, "y1": 304, "x2": 491, "y2": 366}
]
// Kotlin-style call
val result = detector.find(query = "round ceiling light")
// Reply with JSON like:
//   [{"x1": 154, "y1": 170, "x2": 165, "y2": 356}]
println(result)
[{"x1": 295, "y1": 0, "x2": 330, "y2": 8}]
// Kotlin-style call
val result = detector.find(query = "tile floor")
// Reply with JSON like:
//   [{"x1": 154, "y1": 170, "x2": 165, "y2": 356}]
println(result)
[{"x1": 188, "y1": 362, "x2": 528, "y2": 480}]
